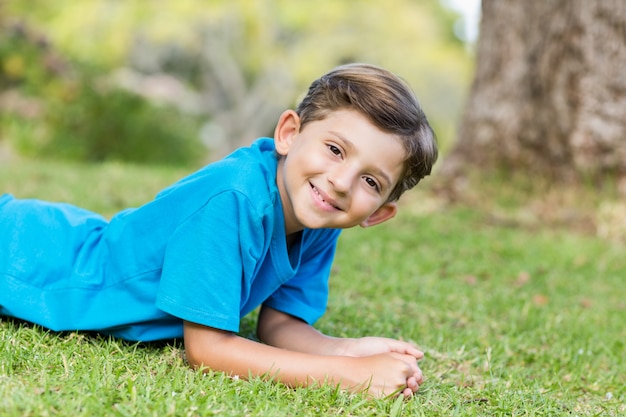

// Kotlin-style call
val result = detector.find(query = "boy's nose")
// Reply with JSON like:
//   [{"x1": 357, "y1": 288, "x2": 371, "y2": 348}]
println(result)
[{"x1": 327, "y1": 166, "x2": 354, "y2": 195}]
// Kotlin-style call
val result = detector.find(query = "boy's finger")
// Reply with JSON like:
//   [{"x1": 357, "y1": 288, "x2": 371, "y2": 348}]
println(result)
[
  {"x1": 400, "y1": 342, "x2": 424, "y2": 359},
  {"x1": 406, "y1": 376, "x2": 419, "y2": 392},
  {"x1": 389, "y1": 341, "x2": 424, "y2": 359},
  {"x1": 409, "y1": 347, "x2": 424, "y2": 359},
  {"x1": 402, "y1": 387, "x2": 413, "y2": 398}
]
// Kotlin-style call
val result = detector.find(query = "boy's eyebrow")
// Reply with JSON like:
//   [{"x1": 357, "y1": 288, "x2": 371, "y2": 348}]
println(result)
[{"x1": 329, "y1": 131, "x2": 394, "y2": 188}]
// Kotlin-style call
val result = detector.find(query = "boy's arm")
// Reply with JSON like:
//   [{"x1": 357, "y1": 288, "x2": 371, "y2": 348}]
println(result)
[
  {"x1": 257, "y1": 305, "x2": 424, "y2": 359},
  {"x1": 183, "y1": 320, "x2": 420, "y2": 397}
]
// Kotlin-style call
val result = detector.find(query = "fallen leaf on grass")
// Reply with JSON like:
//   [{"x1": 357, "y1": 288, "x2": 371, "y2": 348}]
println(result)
[
  {"x1": 532, "y1": 294, "x2": 549, "y2": 306},
  {"x1": 463, "y1": 275, "x2": 478, "y2": 285},
  {"x1": 515, "y1": 271, "x2": 531, "y2": 287}
]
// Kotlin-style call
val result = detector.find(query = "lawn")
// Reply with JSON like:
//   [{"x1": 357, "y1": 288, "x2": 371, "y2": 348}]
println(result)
[{"x1": 1, "y1": 157, "x2": 624, "y2": 416}]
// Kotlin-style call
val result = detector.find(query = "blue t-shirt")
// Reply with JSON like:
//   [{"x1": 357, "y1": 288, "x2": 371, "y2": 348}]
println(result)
[{"x1": 0, "y1": 138, "x2": 341, "y2": 341}]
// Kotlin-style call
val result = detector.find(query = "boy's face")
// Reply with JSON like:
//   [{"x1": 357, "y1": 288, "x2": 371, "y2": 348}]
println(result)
[{"x1": 274, "y1": 109, "x2": 406, "y2": 234}]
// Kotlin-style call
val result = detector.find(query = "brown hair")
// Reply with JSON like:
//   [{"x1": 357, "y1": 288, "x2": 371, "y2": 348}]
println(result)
[{"x1": 296, "y1": 63, "x2": 438, "y2": 201}]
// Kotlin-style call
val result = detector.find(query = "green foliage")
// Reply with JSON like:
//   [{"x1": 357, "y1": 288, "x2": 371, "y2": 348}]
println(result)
[
  {"x1": 1, "y1": 159, "x2": 625, "y2": 416},
  {"x1": 0, "y1": 23, "x2": 58, "y2": 93},
  {"x1": 0, "y1": 20, "x2": 203, "y2": 166},
  {"x1": 3, "y1": 0, "x2": 473, "y2": 158},
  {"x1": 40, "y1": 81, "x2": 202, "y2": 165}
]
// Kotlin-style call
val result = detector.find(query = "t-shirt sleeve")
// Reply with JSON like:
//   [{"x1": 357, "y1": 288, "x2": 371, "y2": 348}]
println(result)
[
  {"x1": 263, "y1": 228, "x2": 341, "y2": 325},
  {"x1": 155, "y1": 192, "x2": 259, "y2": 332}
]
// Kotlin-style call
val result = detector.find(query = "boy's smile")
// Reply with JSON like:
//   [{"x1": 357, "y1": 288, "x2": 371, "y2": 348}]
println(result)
[
  {"x1": 274, "y1": 109, "x2": 406, "y2": 235},
  {"x1": 310, "y1": 183, "x2": 340, "y2": 211}
]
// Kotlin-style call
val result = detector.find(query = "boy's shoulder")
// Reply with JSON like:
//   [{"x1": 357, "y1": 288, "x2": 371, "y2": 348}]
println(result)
[{"x1": 156, "y1": 138, "x2": 278, "y2": 204}]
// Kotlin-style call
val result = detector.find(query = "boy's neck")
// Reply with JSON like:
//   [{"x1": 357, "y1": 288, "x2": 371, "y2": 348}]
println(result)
[{"x1": 285, "y1": 231, "x2": 302, "y2": 250}]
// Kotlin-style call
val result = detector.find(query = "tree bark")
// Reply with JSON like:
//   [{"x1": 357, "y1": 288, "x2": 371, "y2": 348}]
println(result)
[{"x1": 439, "y1": 0, "x2": 626, "y2": 193}]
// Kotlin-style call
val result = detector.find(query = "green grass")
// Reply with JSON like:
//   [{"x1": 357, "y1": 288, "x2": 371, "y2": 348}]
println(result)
[{"x1": 1, "y1": 157, "x2": 625, "y2": 416}]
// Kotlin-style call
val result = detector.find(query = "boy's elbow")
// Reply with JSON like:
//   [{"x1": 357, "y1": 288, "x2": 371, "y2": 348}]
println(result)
[
  {"x1": 182, "y1": 320, "x2": 223, "y2": 371},
  {"x1": 184, "y1": 339, "x2": 206, "y2": 370},
  {"x1": 185, "y1": 348, "x2": 202, "y2": 370}
]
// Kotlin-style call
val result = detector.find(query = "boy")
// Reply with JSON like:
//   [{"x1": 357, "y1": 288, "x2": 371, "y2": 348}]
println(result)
[{"x1": 0, "y1": 63, "x2": 438, "y2": 398}]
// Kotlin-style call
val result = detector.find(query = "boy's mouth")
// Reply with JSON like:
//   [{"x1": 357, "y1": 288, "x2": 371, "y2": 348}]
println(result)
[{"x1": 310, "y1": 183, "x2": 342, "y2": 211}]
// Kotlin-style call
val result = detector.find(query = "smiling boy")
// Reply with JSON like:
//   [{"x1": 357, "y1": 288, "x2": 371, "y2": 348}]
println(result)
[
  {"x1": 0, "y1": 63, "x2": 437, "y2": 398},
  {"x1": 276, "y1": 108, "x2": 404, "y2": 232}
]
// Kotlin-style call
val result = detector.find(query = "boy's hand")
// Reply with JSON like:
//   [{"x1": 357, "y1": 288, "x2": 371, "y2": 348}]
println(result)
[
  {"x1": 339, "y1": 337, "x2": 424, "y2": 397},
  {"x1": 350, "y1": 352, "x2": 423, "y2": 398},
  {"x1": 255, "y1": 308, "x2": 424, "y2": 397},
  {"x1": 341, "y1": 337, "x2": 424, "y2": 398}
]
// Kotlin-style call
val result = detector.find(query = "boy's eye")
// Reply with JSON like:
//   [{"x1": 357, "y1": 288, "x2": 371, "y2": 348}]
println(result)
[
  {"x1": 328, "y1": 144, "x2": 342, "y2": 156},
  {"x1": 364, "y1": 177, "x2": 379, "y2": 190}
]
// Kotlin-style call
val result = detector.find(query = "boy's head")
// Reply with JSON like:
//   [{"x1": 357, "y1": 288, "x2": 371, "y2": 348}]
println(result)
[{"x1": 295, "y1": 63, "x2": 438, "y2": 202}]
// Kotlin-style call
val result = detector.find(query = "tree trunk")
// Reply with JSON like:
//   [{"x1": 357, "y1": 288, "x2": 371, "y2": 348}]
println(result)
[{"x1": 439, "y1": 0, "x2": 626, "y2": 193}]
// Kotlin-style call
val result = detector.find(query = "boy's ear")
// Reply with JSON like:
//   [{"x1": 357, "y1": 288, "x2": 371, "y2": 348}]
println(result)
[
  {"x1": 360, "y1": 202, "x2": 398, "y2": 228},
  {"x1": 274, "y1": 110, "x2": 301, "y2": 156}
]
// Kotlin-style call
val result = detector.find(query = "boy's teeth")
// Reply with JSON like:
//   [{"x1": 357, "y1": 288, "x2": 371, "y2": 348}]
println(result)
[
  {"x1": 315, "y1": 188, "x2": 324, "y2": 201},
  {"x1": 313, "y1": 185, "x2": 339, "y2": 209}
]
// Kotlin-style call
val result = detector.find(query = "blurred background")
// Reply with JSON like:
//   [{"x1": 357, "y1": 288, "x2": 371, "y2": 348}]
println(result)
[
  {"x1": 0, "y1": 0, "x2": 476, "y2": 165},
  {"x1": 2, "y1": 0, "x2": 624, "y2": 243}
]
